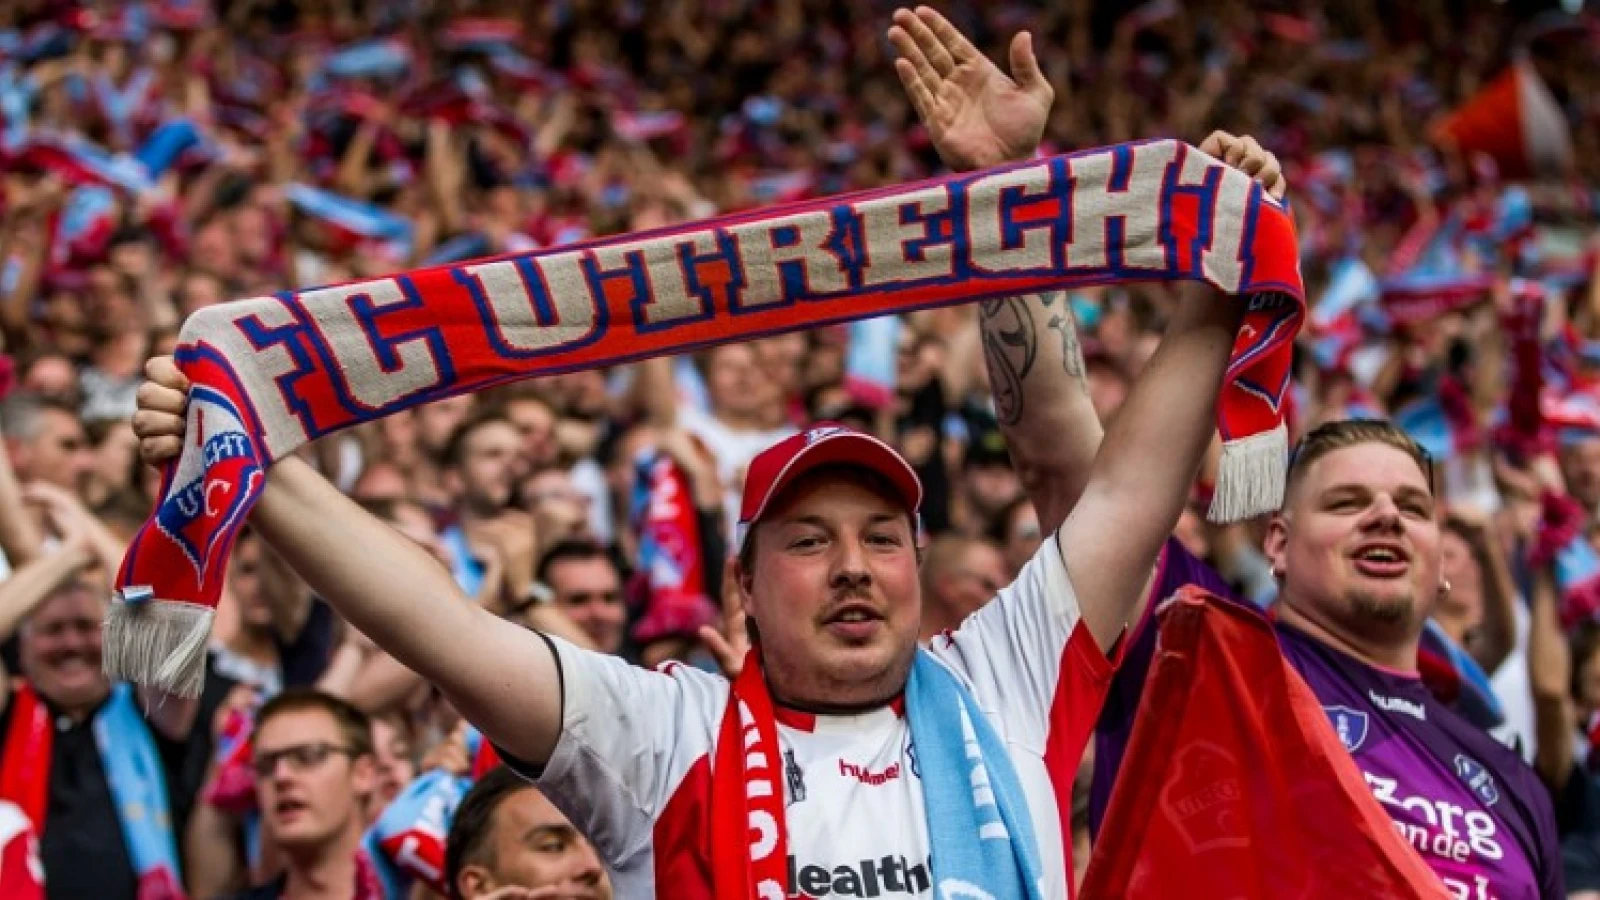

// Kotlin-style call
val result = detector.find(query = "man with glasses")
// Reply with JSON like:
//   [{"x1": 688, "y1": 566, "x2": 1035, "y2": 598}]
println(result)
[{"x1": 226, "y1": 689, "x2": 379, "y2": 900}]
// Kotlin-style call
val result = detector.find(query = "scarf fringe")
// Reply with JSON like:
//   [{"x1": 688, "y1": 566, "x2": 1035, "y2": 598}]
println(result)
[
  {"x1": 1209, "y1": 422, "x2": 1288, "y2": 522},
  {"x1": 102, "y1": 598, "x2": 213, "y2": 699}
]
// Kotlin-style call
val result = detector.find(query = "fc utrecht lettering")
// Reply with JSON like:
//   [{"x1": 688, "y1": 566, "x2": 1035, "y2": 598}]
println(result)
[{"x1": 189, "y1": 140, "x2": 1261, "y2": 448}]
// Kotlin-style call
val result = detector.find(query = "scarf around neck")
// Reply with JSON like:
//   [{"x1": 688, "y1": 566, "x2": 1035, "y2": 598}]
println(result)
[
  {"x1": 710, "y1": 647, "x2": 1045, "y2": 900},
  {"x1": 0, "y1": 682, "x2": 185, "y2": 899}
]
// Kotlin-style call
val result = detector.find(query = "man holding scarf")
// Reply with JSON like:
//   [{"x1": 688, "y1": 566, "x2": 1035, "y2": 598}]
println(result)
[
  {"x1": 135, "y1": 168, "x2": 1283, "y2": 900},
  {"x1": 129, "y1": 12, "x2": 1291, "y2": 898},
  {"x1": 887, "y1": 9, "x2": 1561, "y2": 897}
]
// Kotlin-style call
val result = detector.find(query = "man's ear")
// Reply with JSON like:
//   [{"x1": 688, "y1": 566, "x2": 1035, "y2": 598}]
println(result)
[
  {"x1": 456, "y1": 865, "x2": 494, "y2": 900},
  {"x1": 735, "y1": 558, "x2": 757, "y2": 624},
  {"x1": 350, "y1": 753, "x2": 378, "y2": 802},
  {"x1": 1263, "y1": 513, "x2": 1290, "y2": 579}
]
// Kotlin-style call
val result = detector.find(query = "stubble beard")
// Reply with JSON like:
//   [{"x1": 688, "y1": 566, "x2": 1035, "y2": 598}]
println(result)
[{"x1": 1346, "y1": 588, "x2": 1417, "y2": 631}]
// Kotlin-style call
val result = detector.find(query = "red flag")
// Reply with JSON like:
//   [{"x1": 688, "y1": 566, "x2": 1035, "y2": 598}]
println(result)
[
  {"x1": 1430, "y1": 60, "x2": 1573, "y2": 179},
  {"x1": 1082, "y1": 588, "x2": 1450, "y2": 900}
]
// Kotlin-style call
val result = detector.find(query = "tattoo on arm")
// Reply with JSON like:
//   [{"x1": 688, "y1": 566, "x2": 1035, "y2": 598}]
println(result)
[
  {"x1": 1046, "y1": 301, "x2": 1089, "y2": 391},
  {"x1": 980, "y1": 296, "x2": 1037, "y2": 426}
]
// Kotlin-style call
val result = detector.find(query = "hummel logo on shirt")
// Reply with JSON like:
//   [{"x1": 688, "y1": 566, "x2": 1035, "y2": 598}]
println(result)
[
  {"x1": 838, "y1": 759, "x2": 902, "y2": 786},
  {"x1": 1367, "y1": 690, "x2": 1426, "y2": 721}
]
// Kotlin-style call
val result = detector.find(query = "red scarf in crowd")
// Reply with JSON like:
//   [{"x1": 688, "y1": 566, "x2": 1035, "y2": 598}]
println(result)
[
  {"x1": 108, "y1": 139, "x2": 1304, "y2": 697},
  {"x1": 1082, "y1": 588, "x2": 1449, "y2": 899},
  {"x1": 0, "y1": 682, "x2": 187, "y2": 900},
  {"x1": 709, "y1": 650, "x2": 789, "y2": 898},
  {"x1": 0, "y1": 798, "x2": 42, "y2": 900}
]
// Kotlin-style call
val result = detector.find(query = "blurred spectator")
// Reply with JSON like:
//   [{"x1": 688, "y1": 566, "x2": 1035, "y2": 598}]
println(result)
[
  {"x1": 954, "y1": 428, "x2": 1023, "y2": 537},
  {"x1": 0, "y1": 394, "x2": 93, "y2": 495},
  {"x1": 990, "y1": 497, "x2": 1043, "y2": 580},
  {"x1": 918, "y1": 534, "x2": 1008, "y2": 640},
  {"x1": 209, "y1": 528, "x2": 331, "y2": 700},
  {"x1": 226, "y1": 690, "x2": 377, "y2": 900},
  {"x1": 0, "y1": 525, "x2": 197, "y2": 900},
  {"x1": 533, "y1": 539, "x2": 626, "y2": 657},
  {"x1": 439, "y1": 413, "x2": 527, "y2": 599},
  {"x1": 680, "y1": 345, "x2": 798, "y2": 532},
  {"x1": 444, "y1": 766, "x2": 611, "y2": 900}
]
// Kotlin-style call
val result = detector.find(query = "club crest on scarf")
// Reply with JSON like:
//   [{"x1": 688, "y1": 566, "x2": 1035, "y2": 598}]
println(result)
[{"x1": 152, "y1": 383, "x2": 263, "y2": 584}]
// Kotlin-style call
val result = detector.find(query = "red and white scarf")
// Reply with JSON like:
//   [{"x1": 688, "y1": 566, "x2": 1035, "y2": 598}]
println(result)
[{"x1": 108, "y1": 139, "x2": 1305, "y2": 698}]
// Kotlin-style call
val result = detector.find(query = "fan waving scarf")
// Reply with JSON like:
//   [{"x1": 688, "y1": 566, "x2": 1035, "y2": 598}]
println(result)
[{"x1": 108, "y1": 138, "x2": 1305, "y2": 695}]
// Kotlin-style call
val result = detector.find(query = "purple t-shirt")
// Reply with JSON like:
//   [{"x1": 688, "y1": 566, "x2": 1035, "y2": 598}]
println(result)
[{"x1": 1091, "y1": 539, "x2": 1563, "y2": 900}]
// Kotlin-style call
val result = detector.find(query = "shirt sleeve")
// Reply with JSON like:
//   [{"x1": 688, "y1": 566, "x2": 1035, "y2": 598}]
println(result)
[
  {"x1": 502, "y1": 635, "x2": 727, "y2": 867},
  {"x1": 1088, "y1": 538, "x2": 1243, "y2": 835},
  {"x1": 927, "y1": 528, "x2": 1102, "y2": 756}
]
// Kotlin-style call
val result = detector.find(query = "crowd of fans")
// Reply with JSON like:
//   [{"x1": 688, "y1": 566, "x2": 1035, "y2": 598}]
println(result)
[{"x1": 0, "y1": 0, "x2": 1599, "y2": 897}]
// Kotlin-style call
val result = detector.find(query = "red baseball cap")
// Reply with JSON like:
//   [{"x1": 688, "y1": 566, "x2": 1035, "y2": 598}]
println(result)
[{"x1": 736, "y1": 424, "x2": 923, "y2": 550}]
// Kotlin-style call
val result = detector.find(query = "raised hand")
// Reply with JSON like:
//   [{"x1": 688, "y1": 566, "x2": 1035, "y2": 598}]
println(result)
[
  {"x1": 697, "y1": 555, "x2": 749, "y2": 679},
  {"x1": 419, "y1": 722, "x2": 473, "y2": 776},
  {"x1": 24, "y1": 482, "x2": 96, "y2": 558},
  {"x1": 887, "y1": 7, "x2": 1053, "y2": 172},
  {"x1": 1197, "y1": 130, "x2": 1287, "y2": 200},
  {"x1": 132, "y1": 356, "x2": 191, "y2": 465}
]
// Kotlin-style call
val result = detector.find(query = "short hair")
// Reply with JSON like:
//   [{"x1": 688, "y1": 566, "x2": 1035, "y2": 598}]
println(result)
[
  {"x1": 535, "y1": 538, "x2": 615, "y2": 586},
  {"x1": 254, "y1": 689, "x2": 374, "y2": 758},
  {"x1": 692, "y1": 342, "x2": 753, "y2": 379},
  {"x1": 492, "y1": 382, "x2": 557, "y2": 412},
  {"x1": 0, "y1": 392, "x2": 78, "y2": 441},
  {"x1": 440, "y1": 411, "x2": 515, "y2": 469},
  {"x1": 444, "y1": 766, "x2": 533, "y2": 900},
  {"x1": 1285, "y1": 420, "x2": 1433, "y2": 502}
]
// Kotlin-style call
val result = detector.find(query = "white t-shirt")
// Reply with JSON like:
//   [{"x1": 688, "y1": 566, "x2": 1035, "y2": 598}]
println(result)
[
  {"x1": 517, "y1": 535, "x2": 1113, "y2": 898},
  {"x1": 1489, "y1": 602, "x2": 1536, "y2": 763}
]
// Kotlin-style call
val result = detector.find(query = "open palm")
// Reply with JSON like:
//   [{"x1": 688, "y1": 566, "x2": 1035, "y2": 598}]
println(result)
[{"x1": 889, "y1": 7, "x2": 1054, "y2": 172}]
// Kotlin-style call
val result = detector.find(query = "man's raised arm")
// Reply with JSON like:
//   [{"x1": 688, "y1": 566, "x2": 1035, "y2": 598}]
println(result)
[
  {"x1": 887, "y1": 8, "x2": 1106, "y2": 536},
  {"x1": 133, "y1": 358, "x2": 565, "y2": 766},
  {"x1": 890, "y1": 8, "x2": 1287, "y2": 649},
  {"x1": 1057, "y1": 281, "x2": 1244, "y2": 649}
]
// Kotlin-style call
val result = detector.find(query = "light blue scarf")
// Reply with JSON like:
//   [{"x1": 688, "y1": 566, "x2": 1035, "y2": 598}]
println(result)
[
  {"x1": 905, "y1": 649, "x2": 1044, "y2": 900},
  {"x1": 93, "y1": 684, "x2": 183, "y2": 897}
]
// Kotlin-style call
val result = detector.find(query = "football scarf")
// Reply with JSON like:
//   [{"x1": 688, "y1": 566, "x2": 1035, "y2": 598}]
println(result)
[{"x1": 107, "y1": 139, "x2": 1304, "y2": 696}]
